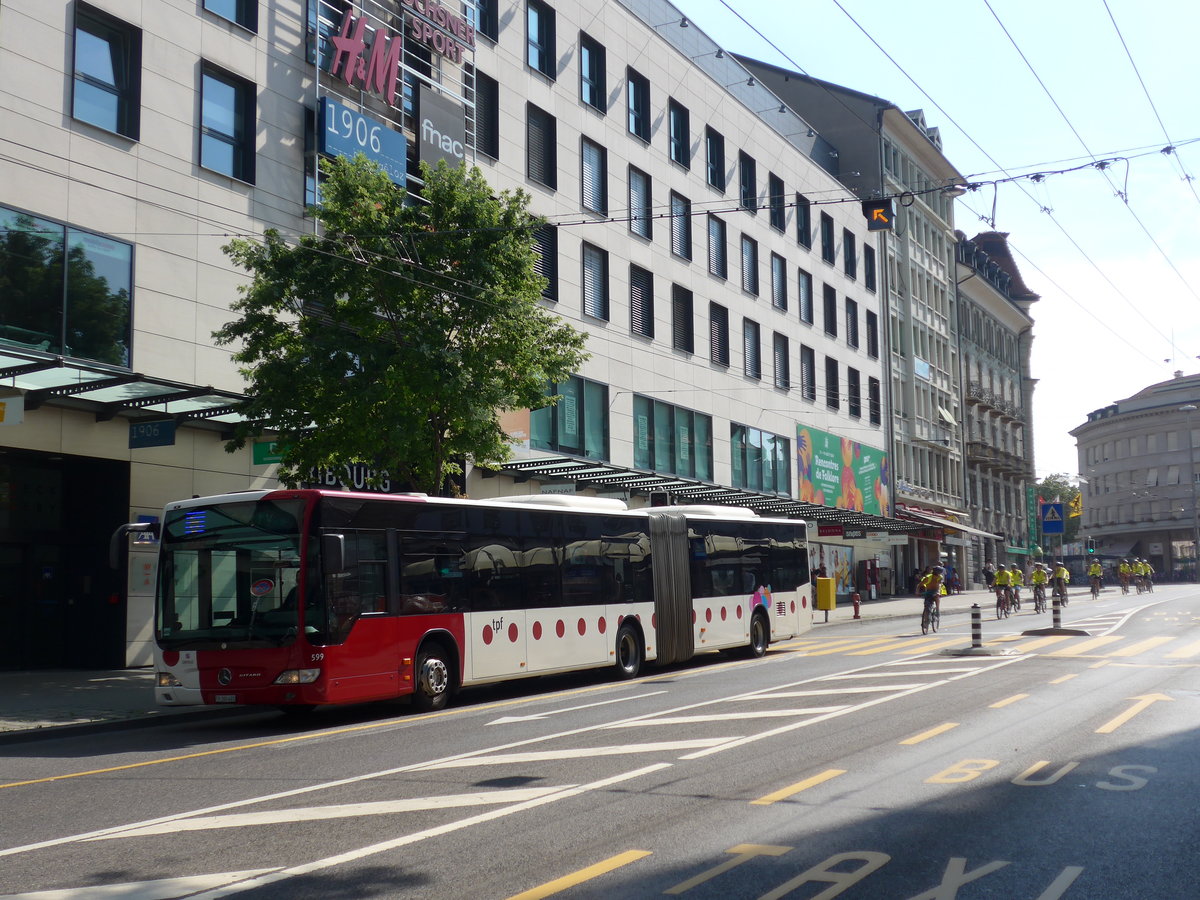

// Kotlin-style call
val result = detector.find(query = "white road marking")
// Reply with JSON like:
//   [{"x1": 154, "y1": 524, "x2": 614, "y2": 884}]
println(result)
[
  {"x1": 0, "y1": 870, "x2": 278, "y2": 900},
  {"x1": 487, "y1": 691, "x2": 668, "y2": 725},
  {"x1": 418, "y1": 739, "x2": 734, "y2": 768},
  {"x1": 742, "y1": 685, "x2": 926, "y2": 697},
  {"x1": 606, "y1": 708, "x2": 848, "y2": 726},
  {"x1": 823, "y1": 668, "x2": 984, "y2": 678}
]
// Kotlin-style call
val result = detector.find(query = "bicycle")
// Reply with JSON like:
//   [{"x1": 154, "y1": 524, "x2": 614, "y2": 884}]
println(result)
[
  {"x1": 1011, "y1": 586, "x2": 1022, "y2": 613},
  {"x1": 1090, "y1": 576, "x2": 1101, "y2": 601},
  {"x1": 1032, "y1": 582, "x2": 1046, "y2": 614},
  {"x1": 1052, "y1": 580, "x2": 1069, "y2": 607},
  {"x1": 995, "y1": 585, "x2": 1011, "y2": 619},
  {"x1": 921, "y1": 597, "x2": 940, "y2": 634},
  {"x1": 1119, "y1": 574, "x2": 1129, "y2": 595}
]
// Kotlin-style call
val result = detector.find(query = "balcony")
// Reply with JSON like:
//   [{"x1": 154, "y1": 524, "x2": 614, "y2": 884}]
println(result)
[{"x1": 966, "y1": 381, "x2": 1024, "y2": 421}]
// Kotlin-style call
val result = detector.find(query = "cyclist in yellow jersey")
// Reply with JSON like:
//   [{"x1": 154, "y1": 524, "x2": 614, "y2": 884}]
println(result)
[
  {"x1": 1117, "y1": 559, "x2": 1132, "y2": 594},
  {"x1": 1087, "y1": 559, "x2": 1103, "y2": 598},
  {"x1": 1030, "y1": 563, "x2": 1049, "y2": 611},
  {"x1": 1010, "y1": 565, "x2": 1024, "y2": 610},
  {"x1": 1051, "y1": 561, "x2": 1070, "y2": 605}
]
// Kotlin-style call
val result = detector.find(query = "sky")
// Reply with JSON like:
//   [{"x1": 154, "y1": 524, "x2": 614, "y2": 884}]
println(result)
[{"x1": 672, "y1": 0, "x2": 1200, "y2": 481}]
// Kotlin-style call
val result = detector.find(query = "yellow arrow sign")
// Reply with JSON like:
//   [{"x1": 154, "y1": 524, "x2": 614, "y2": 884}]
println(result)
[{"x1": 1095, "y1": 693, "x2": 1173, "y2": 734}]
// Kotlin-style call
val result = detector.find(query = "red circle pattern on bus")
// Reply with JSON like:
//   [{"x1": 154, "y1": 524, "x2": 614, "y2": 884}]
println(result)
[
  {"x1": 598, "y1": 617, "x2": 607, "y2": 634},
  {"x1": 577, "y1": 617, "x2": 587, "y2": 636},
  {"x1": 532, "y1": 621, "x2": 543, "y2": 640},
  {"x1": 482, "y1": 625, "x2": 493, "y2": 645}
]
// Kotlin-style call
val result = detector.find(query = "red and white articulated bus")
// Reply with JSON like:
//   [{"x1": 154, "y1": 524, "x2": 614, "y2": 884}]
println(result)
[{"x1": 116, "y1": 489, "x2": 813, "y2": 713}]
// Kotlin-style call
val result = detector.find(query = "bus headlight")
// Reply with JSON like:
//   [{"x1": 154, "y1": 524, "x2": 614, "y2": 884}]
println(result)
[
  {"x1": 156, "y1": 672, "x2": 183, "y2": 688},
  {"x1": 274, "y1": 668, "x2": 321, "y2": 685}
]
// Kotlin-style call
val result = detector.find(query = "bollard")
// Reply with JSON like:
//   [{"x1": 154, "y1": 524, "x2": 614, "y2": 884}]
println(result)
[
  {"x1": 971, "y1": 604, "x2": 982, "y2": 648},
  {"x1": 852, "y1": 592, "x2": 861, "y2": 619},
  {"x1": 1052, "y1": 595, "x2": 1062, "y2": 629}
]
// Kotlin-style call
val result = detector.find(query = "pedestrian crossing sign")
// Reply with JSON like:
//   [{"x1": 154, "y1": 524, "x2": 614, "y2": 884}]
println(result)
[{"x1": 1040, "y1": 502, "x2": 1065, "y2": 534}]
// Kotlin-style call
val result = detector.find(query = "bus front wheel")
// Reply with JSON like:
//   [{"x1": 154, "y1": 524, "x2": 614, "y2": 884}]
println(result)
[
  {"x1": 614, "y1": 624, "x2": 643, "y2": 679},
  {"x1": 412, "y1": 643, "x2": 454, "y2": 713},
  {"x1": 746, "y1": 612, "x2": 769, "y2": 658}
]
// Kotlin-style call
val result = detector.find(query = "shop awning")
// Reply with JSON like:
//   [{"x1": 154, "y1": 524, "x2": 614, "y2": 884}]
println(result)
[{"x1": 899, "y1": 509, "x2": 1002, "y2": 540}]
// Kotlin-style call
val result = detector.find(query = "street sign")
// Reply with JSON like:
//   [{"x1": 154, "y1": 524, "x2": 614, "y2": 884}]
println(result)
[
  {"x1": 129, "y1": 419, "x2": 175, "y2": 449},
  {"x1": 1040, "y1": 502, "x2": 1065, "y2": 535}
]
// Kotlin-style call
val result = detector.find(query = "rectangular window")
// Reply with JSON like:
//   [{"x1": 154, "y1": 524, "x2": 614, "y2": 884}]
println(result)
[
  {"x1": 768, "y1": 173, "x2": 785, "y2": 231},
  {"x1": 0, "y1": 206, "x2": 132, "y2": 367},
  {"x1": 798, "y1": 268, "x2": 814, "y2": 324},
  {"x1": 73, "y1": 3, "x2": 141, "y2": 139},
  {"x1": 708, "y1": 215, "x2": 727, "y2": 279},
  {"x1": 771, "y1": 254, "x2": 787, "y2": 310},
  {"x1": 475, "y1": 0, "x2": 499, "y2": 41},
  {"x1": 581, "y1": 242, "x2": 608, "y2": 320},
  {"x1": 204, "y1": 0, "x2": 257, "y2": 31},
  {"x1": 743, "y1": 318, "x2": 761, "y2": 380},
  {"x1": 670, "y1": 192, "x2": 692, "y2": 260},
  {"x1": 709, "y1": 303, "x2": 729, "y2": 367},
  {"x1": 820, "y1": 212, "x2": 835, "y2": 264},
  {"x1": 532, "y1": 376, "x2": 608, "y2": 460},
  {"x1": 668, "y1": 99, "x2": 690, "y2": 167},
  {"x1": 869, "y1": 377, "x2": 882, "y2": 425},
  {"x1": 580, "y1": 33, "x2": 606, "y2": 110},
  {"x1": 800, "y1": 345, "x2": 816, "y2": 401},
  {"x1": 581, "y1": 137, "x2": 607, "y2": 214},
  {"x1": 473, "y1": 69, "x2": 500, "y2": 159},
  {"x1": 627, "y1": 67, "x2": 650, "y2": 140},
  {"x1": 773, "y1": 332, "x2": 790, "y2": 390},
  {"x1": 825, "y1": 356, "x2": 840, "y2": 410},
  {"x1": 200, "y1": 63, "x2": 256, "y2": 182},
  {"x1": 527, "y1": 0, "x2": 555, "y2": 77},
  {"x1": 864, "y1": 244, "x2": 877, "y2": 291},
  {"x1": 823, "y1": 285, "x2": 837, "y2": 337},
  {"x1": 630, "y1": 265, "x2": 654, "y2": 338},
  {"x1": 633, "y1": 395, "x2": 711, "y2": 479},
  {"x1": 739, "y1": 151, "x2": 757, "y2": 211},
  {"x1": 866, "y1": 310, "x2": 879, "y2": 358},
  {"x1": 843, "y1": 228, "x2": 857, "y2": 278},
  {"x1": 845, "y1": 298, "x2": 859, "y2": 348},
  {"x1": 532, "y1": 224, "x2": 558, "y2": 302},
  {"x1": 741, "y1": 235, "x2": 758, "y2": 295},
  {"x1": 731, "y1": 424, "x2": 790, "y2": 495},
  {"x1": 848, "y1": 367, "x2": 862, "y2": 418},
  {"x1": 628, "y1": 166, "x2": 652, "y2": 239},
  {"x1": 526, "y1": 103, "x2": 556, "y2": 188},
  {"x1": 796, "y1": 193, "x2": 812, "y2": 248},
  {"x1": 672, "y1": 284, "x2": 694, "y2": 353},
  {"x1": 706, "y1": 127, "x2": 725, "y2": 191}
]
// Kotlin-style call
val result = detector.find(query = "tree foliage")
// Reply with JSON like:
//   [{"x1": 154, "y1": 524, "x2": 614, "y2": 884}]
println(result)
[
  {"x1": 1035, "y1": 472, "x2": 1082, "y2": 544},
  {"x1": 214, "y1": 156, "x2": 589, "y2": 494}
]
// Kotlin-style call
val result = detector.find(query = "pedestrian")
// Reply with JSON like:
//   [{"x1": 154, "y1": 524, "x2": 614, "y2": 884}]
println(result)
[{"x1": 983, "y1": 561, "x2": 995, "y2": 589}]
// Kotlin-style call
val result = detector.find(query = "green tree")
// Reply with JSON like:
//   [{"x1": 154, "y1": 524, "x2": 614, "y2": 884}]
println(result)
[
  {"x1": 214, "y1": 156, "x2": 589, "y2": 494},
  {"x1": 1035, "y1": 473, "x2": 1082, "y2": 545}
]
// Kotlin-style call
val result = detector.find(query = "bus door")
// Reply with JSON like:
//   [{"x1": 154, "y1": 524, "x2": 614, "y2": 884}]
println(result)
[{"x1": 647, "y1": 513, "x2": 694, "y2": 664}]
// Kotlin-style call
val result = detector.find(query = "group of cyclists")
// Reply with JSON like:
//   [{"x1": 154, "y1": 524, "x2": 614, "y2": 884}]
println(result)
[
  {"x1": 1113, "y1": 558, "x2": 1156, "y2": 595},
  {"x1": 992, "y1": 561, "x2": 1069, "y2": 618}
]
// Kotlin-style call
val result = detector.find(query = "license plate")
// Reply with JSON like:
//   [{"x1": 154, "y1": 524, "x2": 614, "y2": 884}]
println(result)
[{"x1": 214, "y1": 694, "x2": 237, "y2": 703}]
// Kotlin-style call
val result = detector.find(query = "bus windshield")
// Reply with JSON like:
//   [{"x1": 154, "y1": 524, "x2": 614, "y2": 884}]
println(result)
[{"x1": 157, "y1": 498, "x2": 308, "y2": 651}]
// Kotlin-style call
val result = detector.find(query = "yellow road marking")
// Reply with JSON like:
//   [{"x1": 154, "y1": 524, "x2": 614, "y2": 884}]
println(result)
[
  {"x1": 751, "y1": 768, "x2": 846, "y2": 805},
  {"x1": 506, "y1": 850, "x2": 652, "y2": 899},
  {"x1": 1164, "y1": 639, "x2": 1200, "y2": 659},
  {"x1": 1095, "y1": 694, "x2": 1173, "y2": 734},
  {"x1": 1010, "y1": 636, "x2": 1072, "y2": 653},
  {"x1": 1050, "y1": 674, "x2": 1078, "y2": 684},
  {"x1": 1048, "y1": 636, "x2": 1123, "y2": 656},
  {"x1": 800, "y1": 638, "x2": 903, "y2": 656},
  {"x1": 664, "y1": 845, "x2": 791, "y2": 895},
  {"x1": 1106, "y1": 637, "x2": 1174, "y2": 657},
  {"x1": 990, "y1": 693, "x2": 1030, "y2": 709},
  {"x1": 848, "y1": 637, "x2": 945, "y2": 655},
  {"x1": 1090, "y1": 660, "x2": 1111, "y2": 669},
  {"x1": 900, "y1": 722, "x2": 958, "y2": 745}
]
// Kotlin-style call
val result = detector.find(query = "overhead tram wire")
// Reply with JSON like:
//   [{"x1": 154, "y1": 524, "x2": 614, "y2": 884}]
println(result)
[{"x1": 982, "y1": 0, "x2": 1200, "y2": 307}]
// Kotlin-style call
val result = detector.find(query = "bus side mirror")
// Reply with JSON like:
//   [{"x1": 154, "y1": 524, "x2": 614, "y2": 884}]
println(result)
[
  {"x1": 108, "y1": 522, "x2": 161, "y2": 569},
  {"x1": 322, "y1": 533, "x2": 347, "y2": 574}
]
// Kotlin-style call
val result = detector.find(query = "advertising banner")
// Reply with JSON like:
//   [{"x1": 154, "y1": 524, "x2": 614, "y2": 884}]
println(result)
[
  {"x1": 812, "y1": 542, "x2": 856, "y2": 596},
  {"x1": 419, "y1": 86, "x2": 466, "y2": 170},
  {"x1": 797, "y1": 425, "x2": 889, "y2": 516}
]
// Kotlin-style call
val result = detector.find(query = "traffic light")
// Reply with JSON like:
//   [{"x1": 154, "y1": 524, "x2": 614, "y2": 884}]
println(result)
[
  {"x1": 861, "y1": 199, "x2": 894, "y2": 231},
  {"x1": 1086, "y1": 537, "x2": 1096, "y2": 554}
]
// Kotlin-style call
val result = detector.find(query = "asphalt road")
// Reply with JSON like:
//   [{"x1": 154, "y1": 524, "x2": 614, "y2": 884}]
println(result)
[{"x1": 2, "y1": 585, "x2": 1197, "y2": 899}]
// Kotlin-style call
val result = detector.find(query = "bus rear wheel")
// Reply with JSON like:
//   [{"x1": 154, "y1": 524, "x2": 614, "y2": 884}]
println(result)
[
  {"x1": 412, "y1": 643, "x2": 453, "y2": 713},
  {"x1": 613, "y1": 624, "x2": 643, "y2": 679},
  {"x1": 746, "y1": 612, "x2": 769, "y2": 658}
]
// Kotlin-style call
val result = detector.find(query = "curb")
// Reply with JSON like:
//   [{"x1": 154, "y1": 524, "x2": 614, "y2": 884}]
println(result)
[{"x1": 0, "y1": 706, "x2": 264, "y2": 746}]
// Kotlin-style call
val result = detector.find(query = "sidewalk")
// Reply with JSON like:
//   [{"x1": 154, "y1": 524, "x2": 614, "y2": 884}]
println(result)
[{"x1": 0, "y1": 587, "x2": 1009, "y2": 741}]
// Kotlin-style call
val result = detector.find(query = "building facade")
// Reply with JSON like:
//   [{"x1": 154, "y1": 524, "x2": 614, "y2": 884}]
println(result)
[
  {"x1": 1072, "y1": 372, "x2": 1200, "y2": 579},
  {"x1": 1, "y1": 0, "x2": 936, "y2": 668}
]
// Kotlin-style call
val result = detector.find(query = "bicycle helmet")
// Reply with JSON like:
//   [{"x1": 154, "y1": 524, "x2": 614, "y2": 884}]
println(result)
[{"x1": 933, "y1": 566, "x2": 944, "y2": 574}]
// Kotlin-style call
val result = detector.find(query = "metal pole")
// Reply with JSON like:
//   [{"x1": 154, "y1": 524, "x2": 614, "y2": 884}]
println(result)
[
  {"x1": 1052, "y1": 594, "x2": 1061, "y2": 629},
  {"x1": 970, "y1": 604, "x2": 981, "y2": 648}
]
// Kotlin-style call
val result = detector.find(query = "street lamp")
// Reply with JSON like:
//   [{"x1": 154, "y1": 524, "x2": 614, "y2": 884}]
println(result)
[{"x1": 1181, "y1": 404, "x2": 1200, "y2": 581}]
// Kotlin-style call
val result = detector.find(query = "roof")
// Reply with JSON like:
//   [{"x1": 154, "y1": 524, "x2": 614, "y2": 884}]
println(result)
[{"x1": 967, "y1": 232, "x2": 1040, "y2": 301}]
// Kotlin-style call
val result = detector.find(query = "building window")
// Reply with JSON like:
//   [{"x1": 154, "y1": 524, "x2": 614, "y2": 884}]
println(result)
[
  {"x1": 773, "y1": 332, "x2": 790, "y2": 390},
  {"x1": 532, "y1": 375, "x2": 608, "y2": 460},
  {"x1": 864, "y1": 244, "x2": 877, "y2": 291},
  {"x1": 633, "y1": 396, "x2": 712, "y2": 480},
  {"x1": 820, "y1": 212, "x2": 835, "y2": 264},
  {"x1": 672, "y1": 285, "x2": 694, "y2": 353},
  {"x1": 731, "y1": 424, "x2": 790, "y2": 495},
  {"x1": 200, "y1": 64, "x2": 256, "y2": 182},
  {"x1": 768, "y1": 174, "x2": 785, "y2": 231},
  {"x1": 710, "y1": 303, "x2": 729, "y2": 367},
  {"x1": 706, "y1": 127, "x2": 726, "y2": 191},
  {"x1": 472, "y1": 69, "x2": 500, "y2": 159},
  {"x1": 0, "y1": 206, "x2": 132, "y2": 367},
  {"x1": 845, "y1": 298, "x2": 859, "y2": 348},
  {"x1": 743, "y1": 318, "x2": 761, "y2": 380},
  {"x1": 581, "y1": 137, "x2": 607, "y2": 214},
  {"x1": 203, "y1": 0, "x2": 257, "y2": 31},
  {"x1": 533, "y1": 224, "x2": 558, "y2": 303},
  {"x1": 866, "y1": 310, "x2": 879, "y2": 358},
  {"x1": 823, "y1": 285, "x2": 837, "y2": 337},
  {"x1": 670, "y1": 192, "x2": 692, "y2": 260},
  {"x1": 739, "y1": 151, "x2": 757, "y2": 211},
  {"x1": 627, "y1": 67, "x2": 650, "y2": 141},
  {"x1": 526, "y1": 103, "x2": 556, "y2": 188},
  {"x1": 72, "y1": 4, "x2": 141, "y2": 139},
  {"x1": 668, "y1": 99, "x2": 690, "y2": 167},
  {"x1": 796, "y1": 193, "x2": 812, "y2": 248},
  {"x1": 843, "y1": 229, "x2": 857, "y2": 278},
  {"x1": 707, "y1": 215, "x2": 727, "y2": 279},
  {"x1": 825, "y1": 357, "x2": 840, "y2": 410},
  {"x1": 740, "y1": 235, "x2": 759, "y2": 295},
  {"x1": 628, "y1": 166, "x2": 652, "y2": 239},
  {"x1": 869, "y1": 377, "x2": 882, "y2": 424},
  {"x1": 848, "y1": 367, "x2": 862, "y2": 418},
  {"x1": 581, "y1": 242, "x2": 608, "y2": 320},
  {"x1": 580, "y1": 32, "x2": 606, "y2": 110},
  {"x1": 771, "y1": 254, "x2": 787, "y2": 311},
  {"x1": 474, "y1": 0, "x2": 499, "y2": 41},
  {"x1": 630, "y1": 265, "x2": 654, "y2": 339},
  {"x1": 798, "y1": 268, "x2": 814, "y2": 324},
  {"x1": 527, "y1": 0, "x2": 555, "y2": 78},
  {"x1": 800, "y1": 345, "x2": 816, "y2": 401}
]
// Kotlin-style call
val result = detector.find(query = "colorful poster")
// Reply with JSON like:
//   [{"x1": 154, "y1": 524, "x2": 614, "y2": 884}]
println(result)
[
  {"x1": 813, "y1": 542, "x2": 856, "y2": 596},
  {"x1": 797, "y1": 425, "x2": 889, "y2": 515}
]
